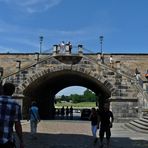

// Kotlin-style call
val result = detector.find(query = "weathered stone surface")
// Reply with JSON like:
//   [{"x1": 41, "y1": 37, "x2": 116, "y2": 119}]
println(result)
[{"x1": 1, "y1": 53, "x2": 148, "y2": 119}]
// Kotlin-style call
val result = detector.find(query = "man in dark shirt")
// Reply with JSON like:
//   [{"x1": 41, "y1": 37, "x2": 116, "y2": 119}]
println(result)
[{"x1": 98, "y1": 103, "x2": 114, "y2": 148}]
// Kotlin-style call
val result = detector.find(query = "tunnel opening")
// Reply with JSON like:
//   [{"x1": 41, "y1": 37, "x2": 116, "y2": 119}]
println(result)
[
  {"x1": 54, "y1": 86, "x2": 97, "y2": 120},
  {"x1": 23, "y1": 70, "x2": 111, "y2": 119}
]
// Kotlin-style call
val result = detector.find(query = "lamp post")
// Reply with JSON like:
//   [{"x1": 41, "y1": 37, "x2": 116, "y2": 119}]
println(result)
[
  {"x1": 99, "y1": 36, "x2": 104, "y2": 55},
  {"x1": 39, "y1": 36, "x2": 43, "y2": 54},
  {"x1": 35, "y1": 52, "x2": 39, "y2": 62}
]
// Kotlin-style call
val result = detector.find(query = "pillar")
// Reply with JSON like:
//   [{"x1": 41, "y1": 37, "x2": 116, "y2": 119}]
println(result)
[
  {"x1": 65, "y1": 44, "x2": 70, "y2": 55},
  {"x1": 53, "y1": 45, "x2": 58, "y2": 56},
  {"x1": 115, "y1": 61, "x2": 120, "y2": 72}
]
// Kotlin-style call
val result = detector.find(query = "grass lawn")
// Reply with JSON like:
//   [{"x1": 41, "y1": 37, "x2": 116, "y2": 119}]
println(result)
[{"x1": 55, "y1": 102, "x2": 96, "y2": 109}]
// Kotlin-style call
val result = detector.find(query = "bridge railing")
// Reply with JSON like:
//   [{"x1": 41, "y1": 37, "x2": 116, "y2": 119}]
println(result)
[
  {"x1": 51, "y1": 44, "x2": 85, "y2": 56},
  {"x1": 2, "y1": 45, "x2": 86, "y2": 81},
  {"x1": 80, "y1": 50, "x2": 148, "y2": 104},
  {"x1": 0, "y1": 46, "x2": 100, "y2": 96}
]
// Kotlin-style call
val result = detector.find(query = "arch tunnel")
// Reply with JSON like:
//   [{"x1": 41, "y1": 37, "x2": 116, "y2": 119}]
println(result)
[{"x1": 23, "y1": 70, "x2": 111, "y2": 119}]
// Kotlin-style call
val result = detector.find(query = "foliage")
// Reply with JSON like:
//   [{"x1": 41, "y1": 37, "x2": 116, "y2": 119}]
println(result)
[{"x1": 56, "y1": 89, "x2": 96, "y2": 103}]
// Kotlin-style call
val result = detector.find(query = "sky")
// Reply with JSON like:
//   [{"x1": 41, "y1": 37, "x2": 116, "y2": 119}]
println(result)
[
  {"x1": 0, "y1": 0, "x2": 148, "y2": 54},
  {"x1": 1, "y1": 0, "x2": 148, "y2": 95},
  {"x1": 56, "y1": 86, "x2": 86, "y2": 96}
]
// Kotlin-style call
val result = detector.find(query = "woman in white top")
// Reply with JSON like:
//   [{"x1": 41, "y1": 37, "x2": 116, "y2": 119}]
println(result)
[{"x1": 109, "y1": 55, "x2": 114, "y2": 67}]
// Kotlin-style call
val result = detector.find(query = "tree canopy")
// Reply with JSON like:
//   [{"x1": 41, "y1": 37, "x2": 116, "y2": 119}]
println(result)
[{"x1": 56, "y1": 89, "x2": 96, "y2": 103}]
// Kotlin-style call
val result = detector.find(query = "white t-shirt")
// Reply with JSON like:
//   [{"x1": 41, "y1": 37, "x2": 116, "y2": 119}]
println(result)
[{"x1": 110, "y1": 57, "x2": 113, "y2": 63}]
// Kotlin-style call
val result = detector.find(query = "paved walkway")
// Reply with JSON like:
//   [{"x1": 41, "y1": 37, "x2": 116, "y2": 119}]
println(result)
[{"x1": 16, "y1": 120, "x2": 148, "y2": 148}]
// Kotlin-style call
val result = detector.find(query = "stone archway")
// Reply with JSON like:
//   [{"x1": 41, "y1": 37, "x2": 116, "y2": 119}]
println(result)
[{"x1": 22, "y1": 69, "x2": 113, "y2": 119}]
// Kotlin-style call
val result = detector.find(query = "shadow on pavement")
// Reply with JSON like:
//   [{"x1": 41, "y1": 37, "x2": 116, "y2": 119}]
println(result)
[{"x1": 15, "y1": 132, "x2": 148, "y2": 148}]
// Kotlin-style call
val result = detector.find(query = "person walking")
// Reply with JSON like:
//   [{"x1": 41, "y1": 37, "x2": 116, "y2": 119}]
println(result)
[
  {"x1": 0, "y1": 82, "x2": 24, "y2": 148},
  {"x1": 70, "y1": 106, "x2": 73, "y2": 120},
  {"x1": 98, "y1": 103, "x2": 114, "y2": 148},
  {"x1": 61, "y1": 106, "x2": 65, "y2": 119},
  {"x1": 29, "y1": 101, "x2": 40, "y2": 139},
  {"x1": 89, "y1": 108, "x2": 99, "y2": 145},
  {"x1": 66, "y1": 106, "x2": 69, "y2": 119}
]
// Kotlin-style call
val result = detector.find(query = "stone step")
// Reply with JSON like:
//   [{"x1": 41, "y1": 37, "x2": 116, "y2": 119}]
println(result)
[
  {"x1": 125, "y1": 122, "x2": 148, "y2": 133},
  {"x1": 111, "y1": 96, "x2": 138, "y2": 100},
  {"x1": 143, "y1": 116, "x2": 148, "y2": 120},
  {"x1": 134, "y1": 119, "x2": 148, "y2": 127},
  {"x1": 129, "y1": 120, "x2": 148, "y2": 130},
  {"x1": 140, "y1": 118, "x2": 148, "y2": 123}
]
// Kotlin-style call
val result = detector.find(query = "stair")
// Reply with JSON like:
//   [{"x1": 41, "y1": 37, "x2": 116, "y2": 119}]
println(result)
[{"x1": 125, "y1": 116, "x2": 148, "y2": 133}]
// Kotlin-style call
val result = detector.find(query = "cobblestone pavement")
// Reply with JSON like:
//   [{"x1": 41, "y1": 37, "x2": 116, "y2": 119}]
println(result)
[{"x1": 16, "y1": 120, "x2": 148, "y2": 148}]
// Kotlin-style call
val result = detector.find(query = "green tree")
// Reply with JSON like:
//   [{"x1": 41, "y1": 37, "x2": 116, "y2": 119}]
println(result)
[
  {"x1": 57, "y1": 89, "x2": 96, "y2": 103},
  {"x1": 83, "y1": 89, "x2": 96, "y2": 102}
]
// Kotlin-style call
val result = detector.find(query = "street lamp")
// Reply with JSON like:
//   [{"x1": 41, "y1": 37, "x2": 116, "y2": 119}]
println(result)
[
  {"x1": 35, "y1": 52, "x2": 39, "y2": 62},
  {"x1": 39, "y1": 36, "x2": 43, "y2": 53},
  {"x1": 99, "y1": 36, "x2": 104, "y2": 55}
]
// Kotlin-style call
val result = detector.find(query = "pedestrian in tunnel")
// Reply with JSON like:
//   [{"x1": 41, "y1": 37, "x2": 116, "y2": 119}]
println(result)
[
  {"x1": 61, "y1": 106, "x2": 65, "y2": 119},
  {"x1": 66, "y1": 106, "x2": 69, "y2": 119},
  {"x1": 89, "y1": 107, "x2": 99, "y2": 145},
  {"x1": 29, "y1": 101, "x2": 40, "y2": 139},
  {"x1": 0, "y1": 82, "x2": 24, "y2": 148},
  {"x1": 70, "y1": 106, "x2": 73, "y2": 120},
  {"x1": 98, "y1": 103, "x2": 114, "y2": 148}
]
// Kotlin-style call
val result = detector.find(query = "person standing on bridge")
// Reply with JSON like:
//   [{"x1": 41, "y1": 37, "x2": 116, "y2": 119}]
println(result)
[
  {"x1": 60, "y1": 41, "x2": 65, "y2": 53},
  {"x1": 98, "y1": 103, "x2": 114, "y2": 148},
  {"x1": 0, "y1": 82, "x2": 24, "y2": 148},
  {"x1": 29, "y1": 101, "x2": 40, "y2": 139},
  {"x1": 67, "y1": 41, "x2": 72, "y2": 54},
  {"x1": 109, "y1": 55, "x2": 114, "y2": 68}
]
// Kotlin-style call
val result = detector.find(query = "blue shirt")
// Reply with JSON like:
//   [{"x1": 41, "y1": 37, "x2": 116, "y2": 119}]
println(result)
[
  {"x1": 29, "y1": 106, "x2": 39, "y2": 121},
  {"x1": 0, "y1": 96, "x2": 22, "y2": 144}
]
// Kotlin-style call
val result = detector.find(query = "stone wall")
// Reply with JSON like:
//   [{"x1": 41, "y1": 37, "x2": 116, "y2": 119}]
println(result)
[
  {"x1": 1, "y1": 53, "x2": 148, "y2": 120},
  {"x1": 1, "y1": 53, "x2": 148, "y2": 77},
  {"x1": 111, "y1": 101, "x2": 138, "y2": 122}
]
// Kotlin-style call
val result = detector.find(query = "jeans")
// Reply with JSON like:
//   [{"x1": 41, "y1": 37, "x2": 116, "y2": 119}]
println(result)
[
  {"x1": 30, "y1": 120, "x2": 38, "y2": 135},
  {"x1": 91, "y1": 125, "x2": 97, "y2": 138}
]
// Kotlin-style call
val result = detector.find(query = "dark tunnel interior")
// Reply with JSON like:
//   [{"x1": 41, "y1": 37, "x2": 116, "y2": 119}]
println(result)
[{"x1": 23, "y1": 70, "x2": 111, "y2": 119}]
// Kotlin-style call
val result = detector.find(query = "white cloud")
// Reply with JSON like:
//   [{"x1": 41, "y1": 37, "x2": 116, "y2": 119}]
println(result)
[{"x1": 0, "y1": 0, "x2": 62, "y2": 13}]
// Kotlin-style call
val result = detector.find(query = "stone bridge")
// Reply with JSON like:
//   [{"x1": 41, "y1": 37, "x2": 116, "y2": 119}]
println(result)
[{"x1": 1, "y1": 46, "x2": 148, "y2": 120}]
